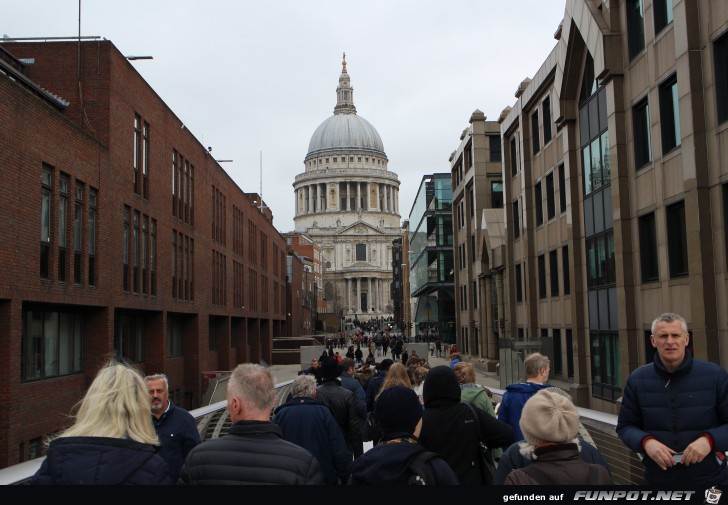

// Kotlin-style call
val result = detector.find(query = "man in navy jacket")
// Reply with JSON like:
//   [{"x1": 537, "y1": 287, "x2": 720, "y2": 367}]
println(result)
[
  {"x1": 617, "y1": 313, "x2": 728, "y2": 486},
  {"x1": 146, "y1": 373, "x2": 201, "y2": 483}
]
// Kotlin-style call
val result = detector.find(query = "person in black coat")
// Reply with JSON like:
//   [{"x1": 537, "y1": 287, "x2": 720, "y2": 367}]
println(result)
[
  {"x1": 178, "y1": 363, "x2": 323, "y2": 485},
  {"x1": 419, "y1": 365, "x2": 514, "y2": 484},
  {"x1": 348, "y1": 386, "x2": 458, "y2": 485},
  {"x1": 316, "y1": 357, "x2": 363, "y2": 459}
]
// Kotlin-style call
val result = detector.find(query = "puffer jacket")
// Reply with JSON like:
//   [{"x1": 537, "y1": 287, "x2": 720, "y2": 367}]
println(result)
[
  {"x1": 316, "y1": 379, "x2": 363, "y2": 457},
  {"x1": 419, "y1": 366, "x2": 514, "y2": 484},
  {"x1": 31, "y1": 436, "x2": 172, "y2": 485},
  {"x1": 616, "y1": 351, "x2": 728, "y2": 486},
  {"x1": 503, "y1": 443, "x2": 612, "y2": 485},
  {"x1": 177, "y1": 421, "x2": 324, "y2": 485},
  {"x1": 497, "y1": 381, "x2": 550, "y2": 443}
]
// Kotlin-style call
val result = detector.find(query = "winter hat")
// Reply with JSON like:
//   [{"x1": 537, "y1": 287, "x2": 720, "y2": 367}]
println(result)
[
  {"x1": 375, "y1": 386, "x2": 423, "y2": 435},
  {"x1": 320, "y1": 357, "x2": 341, "y2": 380},
  {"x1": 519, "y1": 389, "x2": 580, "y2": 447}
]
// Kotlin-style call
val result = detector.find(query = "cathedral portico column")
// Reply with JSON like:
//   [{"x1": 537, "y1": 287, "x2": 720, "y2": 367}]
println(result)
[
  {"x1": 347, "y1": 182, "x2": 351, "y2": 211},
  {"x1": 356, "y1": 277, "x2": 361, "y2": 313},
  {"x1": 308, "y1": 185, "x2": 314, "y2": 214},
  {"x1": 347, "y1": 278, "x2": 351, "y2": 311},
  {"x1": 367, "y1": 277, "x2": 372, "y2": 312},
  {"x1": 356, "y1": 182, "x2": 361, "y2": 212}
]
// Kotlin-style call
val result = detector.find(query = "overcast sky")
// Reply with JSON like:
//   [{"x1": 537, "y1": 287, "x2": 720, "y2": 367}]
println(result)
[{"x1": 5, "y1": 0, "x2": 566, "y2": 232}]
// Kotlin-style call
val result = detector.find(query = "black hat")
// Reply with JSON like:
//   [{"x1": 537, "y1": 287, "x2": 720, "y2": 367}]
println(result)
[
  {"x1": 375, "y1": 386, "x2": 423, "y2": 435},
  {"x1": 321, "y1": 357, "x2": 341, "y2": 380}
]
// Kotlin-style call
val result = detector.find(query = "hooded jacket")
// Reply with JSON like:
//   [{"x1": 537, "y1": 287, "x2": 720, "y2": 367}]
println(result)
[
  {"x1": 497, "y1": 381, "x2": 550, "y2": 442},
  {"x1": 617, "y1": 351, "x2": 728, "y2": 486},
  {"x1": 31, "y1": 436, "x2": 172, "y2": 485},
  {"x1": 419, "y1": 366, "x2": 514, "y2": 484}
]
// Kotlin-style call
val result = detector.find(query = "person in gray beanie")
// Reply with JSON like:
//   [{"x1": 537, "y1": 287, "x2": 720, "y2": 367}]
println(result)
[
  {"x1": 503, "y1": 389, "x2": 612, "y2": 485},
  {"x1": 347, "y1": 386, "x2": 458, "y2": 485}
]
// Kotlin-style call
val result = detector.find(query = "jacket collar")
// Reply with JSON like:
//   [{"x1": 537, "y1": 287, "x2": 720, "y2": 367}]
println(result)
[
  {"x1": 228, "y1": 420, "x2": 283, "y2": 438},
  {"x1": 653, "y1": 348, "x2": 694, "y2": 377}
]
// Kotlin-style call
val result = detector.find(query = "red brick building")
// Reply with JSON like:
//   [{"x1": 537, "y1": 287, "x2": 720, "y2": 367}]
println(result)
[{"x1": 0, "y1": 39, "x2": 290, "y2": 467}]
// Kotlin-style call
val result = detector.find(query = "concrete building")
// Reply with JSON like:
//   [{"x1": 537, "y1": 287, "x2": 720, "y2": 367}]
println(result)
[
  {"x1": 408, "y1": 174, "x2": 455, "y2": 344},
  {"x1": 450, "y1": 110, "x2": 507, "y2": 371},
  {"x1": 499, "y1": 0, "x2": 728, "y2": 413},
  {"x1": 293, "y1": 55, "x2": 401, "y2": 323},
  {"x1": 0, "y1": 39, "x2": 288, "y2": 468}
]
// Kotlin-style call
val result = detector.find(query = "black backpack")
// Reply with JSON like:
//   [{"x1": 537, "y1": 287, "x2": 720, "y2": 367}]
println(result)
[{"x1": 406, "y1": 450, "x2": 439, "y2": 485}]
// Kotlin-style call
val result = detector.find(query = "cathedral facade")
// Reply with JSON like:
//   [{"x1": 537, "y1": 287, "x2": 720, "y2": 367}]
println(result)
[{"x1": 293, "y1": 55, "x2": 401, "y2": 322}]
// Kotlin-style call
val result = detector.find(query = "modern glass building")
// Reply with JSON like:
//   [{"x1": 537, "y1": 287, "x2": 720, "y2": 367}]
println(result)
[{"x1": 408, "y1": 174, "x2": 455, "y2": 343}]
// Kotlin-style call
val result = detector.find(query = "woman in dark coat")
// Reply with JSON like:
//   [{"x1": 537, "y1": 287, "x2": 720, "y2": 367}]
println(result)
[
  {"x1": 32, "y1": 360, "x2": 172, "y2": 485},
  {"x1": 419, "y1": 365, "x2": 513, "y2": 484}
]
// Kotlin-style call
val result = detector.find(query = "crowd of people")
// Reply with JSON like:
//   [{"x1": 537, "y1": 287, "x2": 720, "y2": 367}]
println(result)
[{"x1": 30, "y1": 312, "x2": 728, "y2": 487}]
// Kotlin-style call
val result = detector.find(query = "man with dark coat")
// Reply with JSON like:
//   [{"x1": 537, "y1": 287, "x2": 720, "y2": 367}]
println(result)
[
  {"x1": 145, "y1": 373, "x2": 201, "y2": 483},
  {"x1": 347, "y1": 386, "x2": 458, "y2": 485},
  {"x1": 365, "y1": 358, "x2": 393, "y2": 412},
  {"x1": 178, "y1": 363, "x2": 324, "y2": 485},
  {"x1": 339, "y1": 358, "x2": 368, "y2": 442},
  {"x1": 298, "y1": 358, "x2": 323, "y2": 385},
  {"x1": 419, "y1": 365, "x2": 514, "y2": 484},
  {"x1": 316, "y1": 358, "x2": 363, "y2": 459},
  {"x1": 617, "y1": 312, "x2": 728, "y2": 487},
  {"x1": 273, "y1": 375, "x2": 351, "y2": 485}
]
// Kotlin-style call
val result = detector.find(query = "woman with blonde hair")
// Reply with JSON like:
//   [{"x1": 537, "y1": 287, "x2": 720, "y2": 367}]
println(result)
[
  {"x1": 32, "y1": 359, "x2": 172, "y2": 485},
  {"x1": 370, "y1": 362, "x2": 415, "y2": 446}
]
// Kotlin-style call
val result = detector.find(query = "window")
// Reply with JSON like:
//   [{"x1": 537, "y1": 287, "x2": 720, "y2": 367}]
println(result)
[
  {"x1": 142, "y1": 121, "x2": 149, "y2": 199},
  {"x1": 591, "y1": 331, "x2": 621, "y2": 401},
  {"x1": 133, "y1": 114, "x2": 141, "y2": 195},
  {"x1": 491, "y1": 181, "x2": 503, "y2": 209},
  {"x1": 531, "y1": 110, "x2": 540, "y2": 154},
  {"x1": 627, "y1": 0, "x2": 645, "y2": 59},
  {"x1": 553, "y1": 329, "x2": 562, "y2": 376},
  {"x1": 550, "y1": 249, "x2": 559, "y2": 297},
  {"x1": 535, "y1": 181, "x2": 543, "y2": 226},
  {"x1": 22, "y1": 309, "x2": 82, "y2": 381},
  {"x1": 150, "y1": 219, "x2": 157, "y2": 296},
  {"x1": 543, "y1": 97, "x2": 552, "y2": 144},
  {"x1": 489, "y1": 135, "x2": 501, "y2": 162},
  {"x1": 58, "y1": 174, "x2": 68, "y2": 282},
  {"x1": 88, "y1": 188, "x2": 97, "y2": 286},
  {"x1": 666, "y1": 201, "x2": 688, "y2": 277},
  {"x1": 114, "y1": 313, "x2": 144, "y2": 363},
  {"x1": 356, "y1": 243, "x2": 366, "y2": 261},
  {"x1": 538, "y1": 254, "x2": 546, "y2": 299},
  {"x1": 716, "y1": 32, "x2": 728, "y2": 124},
  {"x1": 586, "y1": 231, "x2": 616, "y2": 288},
  {"x1": 558, "y1": 164, "x2": 567, "y2": 213},
  {"x1": 515, "y1": 263, "x2": 523, "y2": 302},
  {"x1": 583, "y1": 132, "x2": 611, "y2": 195},
  {"x1": 132, "y1": 210, "x2": 139, "y2": 293},
  {"x1": 142, "y1": 215, "x2": 148, "y2": 294},
  {"x1": 659, "y1": 74, "x2": 681, "y2": 153},
  {"x1": 472, "y1": 280, "x2": 478, "y2": 309},
  {"x1": 513, "y1": 199, "x2": 520, "y2": 239},
  {"x1": 654, "y1": 0, "x2": 673, "y2": 35},
  {"x1": 40, "y1": 165, "x2": 52, "y2": 280},
  {"x1": 546, "y1": 172, "x2": 555, "y2": 220},
  {"x1": 167, "y1": 315, "x2": 183, "y2": 358},
  {"x1": 724, "y1": 184, "x2": 728, "y2": 269},
  {"x1": 510, "y1": 137, "x2": 518, "y2": 177},
  {"x1": 123, "y1": 206, "x2": 130, "y2": 292},
  {"x1": 639, "y1": 212, "x2": 659, "y2": 282},
  {"x1": 566, "y1": 329, "x2": 574, "y2": 378},
  {"x1": 471, "y1": 235, "x2": 476, "y2": 263},
  {"x1": 74, "y1": 182, "x2": 84, "y2": 285},
  {"x1": 633, "y1": 98, "x2": 652, "y2": 168},
  {"x1": 562, "y1": 246, "x2": 571, "y2": 295}
]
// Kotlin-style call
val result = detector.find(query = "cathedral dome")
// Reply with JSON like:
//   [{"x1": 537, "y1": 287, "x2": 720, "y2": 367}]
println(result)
[
  {"x1": 307, "y1": 113, "x2": 385, "y2": 156},
  {"x1": 305, "y1": 53, "x2": 386, "y2": 159}
]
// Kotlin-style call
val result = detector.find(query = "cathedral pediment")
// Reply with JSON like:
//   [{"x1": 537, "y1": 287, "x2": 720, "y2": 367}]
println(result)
[{"x1": 337, "y1": 221, "x2": 384, "y2": 236}]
